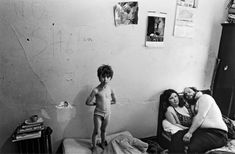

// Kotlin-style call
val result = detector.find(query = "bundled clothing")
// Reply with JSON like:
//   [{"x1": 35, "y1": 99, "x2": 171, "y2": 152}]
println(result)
[{"x1": 102, "y1": 134, "x2": 148, "y2": 154}]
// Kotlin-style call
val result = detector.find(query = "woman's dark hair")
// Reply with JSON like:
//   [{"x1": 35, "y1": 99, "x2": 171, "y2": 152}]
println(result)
[
  {"x1": 97, "y1": 64, "x2": 114, "y2": 79},
  {"x1": 162, "y1": 89, "x2": 185, "y2": 108}
]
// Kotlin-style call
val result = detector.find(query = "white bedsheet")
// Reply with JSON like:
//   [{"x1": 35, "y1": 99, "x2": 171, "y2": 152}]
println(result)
[
  {"x1": 162, "y1": 119, "x2": 183, "y2": 134},
  {"x1": 102, "y1": 133, "x2": 148, "y2": 154},
  {"x1": 63, "y1": 131, "x2": 145, "y2": 154}
]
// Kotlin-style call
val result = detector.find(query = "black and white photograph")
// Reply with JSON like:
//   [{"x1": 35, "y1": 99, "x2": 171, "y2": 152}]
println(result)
[
  {"x1": 114, "y1": 1, "x2": 138, "y2": 26},
  {"x1": 146, "y1": 12, "x2": 166, "y2": 47},
  {"x1": 1, "y1": 1, "x2": 235, "y2": 154}
]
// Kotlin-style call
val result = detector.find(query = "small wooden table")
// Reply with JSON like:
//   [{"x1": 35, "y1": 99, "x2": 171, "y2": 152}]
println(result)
[{"x1": 12, "y1": 127, "x2": 53, "y2": 154}]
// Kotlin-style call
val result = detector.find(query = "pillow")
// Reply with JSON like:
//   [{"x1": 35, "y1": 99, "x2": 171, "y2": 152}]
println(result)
[{"x1": 162, "y1": 119, "x2": 183, "y2": 134}]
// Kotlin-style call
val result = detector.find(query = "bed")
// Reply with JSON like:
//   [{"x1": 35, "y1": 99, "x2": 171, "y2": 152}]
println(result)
[
  {"x1": 157, "y1": 89, "x2": 235, "y2": 154},
  {"x1": 161, "y1": 118, "x2": 235, "y2": 154},
  {"x1": 63, "y1": 89, "x2": 235, "y2": 154},
  {"x1": 62, "y1": 131, "x2": 150, "y2": 154}
]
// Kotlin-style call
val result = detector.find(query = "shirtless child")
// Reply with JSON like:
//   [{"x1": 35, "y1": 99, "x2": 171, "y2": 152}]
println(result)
[{"x1": 85, "y1": 65, "x2": 116, "y2": 152}]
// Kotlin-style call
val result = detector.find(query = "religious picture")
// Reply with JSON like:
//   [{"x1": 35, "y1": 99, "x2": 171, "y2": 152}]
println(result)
[
  {"x1": 145, "y1": 12, "x2": 166, "y2": 48},
  {"x1": 113, "y1": 1, "x2": 138, "y2": 26}
]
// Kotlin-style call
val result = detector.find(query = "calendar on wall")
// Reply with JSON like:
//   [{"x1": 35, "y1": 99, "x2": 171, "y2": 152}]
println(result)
[{"x1": 173, "y1": 0, "x2": 198, "y2": 38}]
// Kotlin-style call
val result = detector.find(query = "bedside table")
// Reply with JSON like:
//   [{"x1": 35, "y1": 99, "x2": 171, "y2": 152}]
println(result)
[{"x1": 12, "y1": 126, "x2": 53, "y2": 154}]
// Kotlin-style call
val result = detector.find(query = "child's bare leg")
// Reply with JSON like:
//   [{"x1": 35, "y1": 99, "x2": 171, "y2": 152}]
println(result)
[
  {"x1": 101, "y1": 115, "x2": 109, "y2": 146},
  {"x1": 92, "y1": 115, "x2": 102, "y2": 150}
]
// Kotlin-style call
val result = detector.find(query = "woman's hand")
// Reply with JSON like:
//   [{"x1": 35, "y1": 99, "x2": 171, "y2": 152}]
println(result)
[{"x1": 183, "y1": 132, "x2": 192, "y2": 143}]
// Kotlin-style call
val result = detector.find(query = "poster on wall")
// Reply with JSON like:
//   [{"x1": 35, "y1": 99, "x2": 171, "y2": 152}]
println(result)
[
  {"x1": 173, "y1": 0, "x2": 198, "y2": 38},
  {"x1": 173, "y1": 6, "x2": 195, "y2": 38},
  {"x1": 177, "y1": 0, "x2": 198, "y2": 8},
  {"x1": 113, "y1": 1, "x2": 138, "y2": 26},
  {"x1": 145, "y1": 12, "x2": 166, "y2": 48}
]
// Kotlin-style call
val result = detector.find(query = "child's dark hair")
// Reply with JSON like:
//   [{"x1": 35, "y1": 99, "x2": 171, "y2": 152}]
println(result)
[{"x1": 97, "y1": 64, "x2": 114, "y2": 79}]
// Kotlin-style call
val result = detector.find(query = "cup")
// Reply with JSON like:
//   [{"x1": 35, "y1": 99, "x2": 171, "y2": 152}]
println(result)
[{"x1": 30, "y1": 115, "x2": 38, "y2": 122}]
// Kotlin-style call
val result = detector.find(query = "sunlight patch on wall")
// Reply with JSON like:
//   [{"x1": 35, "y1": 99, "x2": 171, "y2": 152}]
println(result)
[{"x1": 41, "y1": 109, "x2": 51, "y2": 119}]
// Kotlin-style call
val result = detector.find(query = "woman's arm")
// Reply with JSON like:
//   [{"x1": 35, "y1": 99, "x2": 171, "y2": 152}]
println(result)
[
  {"x1": 85, "y1": 89, "x2": 97, "y2": 106},
  {"x1": 165, "y1": 107, "x2": 188, "y2": 130}
]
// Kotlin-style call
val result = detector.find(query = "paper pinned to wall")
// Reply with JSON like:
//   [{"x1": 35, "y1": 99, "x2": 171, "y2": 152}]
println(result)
[
  {"x1": 177, "y1": 0, "x2": 198, "y2": 8},
  {"x1": 145, "y1": 11, "x2": 166, "y2": 48},
  {"x1": 113, "y1": 1, "x2": 139, "y2": 26},
  {"x1": 173, "y1": 0, "x2": 198, "y2": 38},
  {"x1": 173, "y1": 6, "x2": 196, "y2": 38}
]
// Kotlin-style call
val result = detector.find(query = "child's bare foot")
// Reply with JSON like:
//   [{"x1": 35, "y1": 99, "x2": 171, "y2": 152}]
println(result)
[
  {"x1": 97, "y1": 142, "x2": 103, "y2": 149},
  {"x1": 97, "y1": 140, "x2": 108, "y2": 149},
  {"x1": 103, "y1": 140, "x2": 108, "y2": 146},
  {"x1": 91, "y1": 146, "x2": 97, "y2": 153}
]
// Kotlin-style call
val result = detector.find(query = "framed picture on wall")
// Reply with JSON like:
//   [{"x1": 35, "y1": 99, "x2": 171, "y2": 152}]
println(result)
[
  {"x1": 113, "y1": 1, "x2": 138, "y2": 26},
  {"x1": 145, "y1": 12, "x2": 166, "y2": 48}
]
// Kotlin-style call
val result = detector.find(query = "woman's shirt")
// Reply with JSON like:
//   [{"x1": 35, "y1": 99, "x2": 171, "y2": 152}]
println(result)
[
  {"x1": 166, "y1": 104, "x2": 193, "y2": 127},
  {"x1": 173, "y1": 105, "x2": 193, "y2": 127}
]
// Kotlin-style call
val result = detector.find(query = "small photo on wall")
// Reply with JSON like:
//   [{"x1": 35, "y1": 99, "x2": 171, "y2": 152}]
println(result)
[
  {"x1": 145, "y1": 12, "x2": 166, "y2": 48},
  {"x1": 113, "y1": 1, "x2": 138, "y2": 26}
]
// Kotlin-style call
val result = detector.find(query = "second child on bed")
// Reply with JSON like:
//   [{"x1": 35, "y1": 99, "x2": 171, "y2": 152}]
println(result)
[{"x1": 85, "y1": 64, "x2": 117, "y2": 152}]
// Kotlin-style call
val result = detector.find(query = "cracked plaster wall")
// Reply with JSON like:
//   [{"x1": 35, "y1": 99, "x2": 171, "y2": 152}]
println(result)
[{"x1": 0, "y1": 0, "x2": 227, "y2": 153}]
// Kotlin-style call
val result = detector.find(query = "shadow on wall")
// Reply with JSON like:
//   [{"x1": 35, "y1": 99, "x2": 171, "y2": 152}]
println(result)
[
  {"x1": 203, "y1": 22, "x2": 222, "y2": 89},
  {"x1": 63, "y1": 85, "x2": 94, "y2": 139},
  {"x1": 0, "y1": 137, "x2": 18, "y2": 154},
  {"x1": 0, "y1": 20, "x2": 57, "y2": 153}
]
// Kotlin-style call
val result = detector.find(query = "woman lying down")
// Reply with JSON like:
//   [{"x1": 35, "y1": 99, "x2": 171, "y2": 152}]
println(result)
[{"x1": 162, "y1": 88, "x2": 228, "y2": 153}]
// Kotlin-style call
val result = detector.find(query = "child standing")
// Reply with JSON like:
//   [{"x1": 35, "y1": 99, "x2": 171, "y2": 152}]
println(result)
[{"x1": 85, "y1": 64, "x2": 116, "y2": 151}]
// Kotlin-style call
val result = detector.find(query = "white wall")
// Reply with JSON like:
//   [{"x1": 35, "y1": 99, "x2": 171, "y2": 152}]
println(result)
[{"x1": 0, "y1": 0, "x2": 228, "y2": 153}]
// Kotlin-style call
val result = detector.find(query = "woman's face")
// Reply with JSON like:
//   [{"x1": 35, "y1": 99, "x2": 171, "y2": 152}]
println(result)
[{"x1": 168, "y1": 93, "x2": 179, "y2": 107}]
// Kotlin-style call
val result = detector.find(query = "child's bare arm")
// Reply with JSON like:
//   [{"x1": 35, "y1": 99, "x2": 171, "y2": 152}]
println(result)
[
  {"x1": 85, "y1": 89, "x2": 97, "y2": 106},
  {"x1": 111, "y1": 89, "x2": 116, "y2": 104}
]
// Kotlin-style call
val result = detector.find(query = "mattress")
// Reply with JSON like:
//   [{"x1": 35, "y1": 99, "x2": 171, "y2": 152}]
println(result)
[
  {"x1": 63, "y1": 130, "x2": 235, "y2": 154},
  {"x1": 62, "y1": 131, "x2": 133, "y2": 154}
]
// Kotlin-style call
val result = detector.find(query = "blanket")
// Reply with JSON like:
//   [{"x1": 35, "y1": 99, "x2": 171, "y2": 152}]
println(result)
[
  {"x1": 102, "y1": 134, "x2": 148, "y2": 154},
  {"x1": 205, "y1": 139, "x2": 235, "y2": 154}
]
